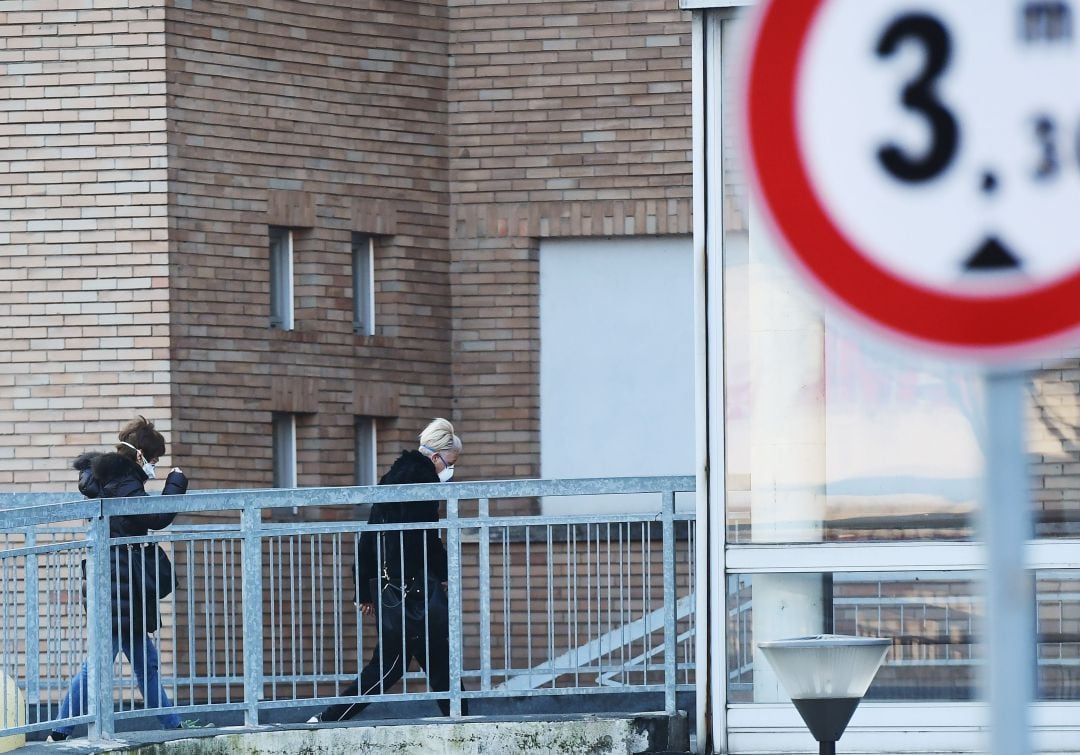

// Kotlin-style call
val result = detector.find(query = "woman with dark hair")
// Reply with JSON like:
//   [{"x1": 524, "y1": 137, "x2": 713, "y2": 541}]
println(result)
[
  {"x1": 48, "y1": 417, "x2": 190, "y2": 741},
  {"x1": 309, "y1": 417, "x2": 467, "y2": 723}
]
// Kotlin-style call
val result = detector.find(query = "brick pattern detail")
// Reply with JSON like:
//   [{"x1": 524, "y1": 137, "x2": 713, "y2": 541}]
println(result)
[
  {"x1": 1, "y1": 1, "x2": 695, "y2": 499},
  {"x1": 164, "y1": 0, "x2": 454, "y2": 491},
  {"x1": 0, "y1": 0, "x2": 174, "y2": 489},
  {"x1": 1031, "y1": 358, "x2": 1080, "y2": 536},
  {"x1": 448, "y1": 1, "x2": 693, "y2": 488}
]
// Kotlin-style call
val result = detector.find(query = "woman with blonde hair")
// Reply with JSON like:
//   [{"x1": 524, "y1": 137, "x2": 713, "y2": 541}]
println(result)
[{"x1": 310, "y1": 417, "x2": 466, "y2": 722}]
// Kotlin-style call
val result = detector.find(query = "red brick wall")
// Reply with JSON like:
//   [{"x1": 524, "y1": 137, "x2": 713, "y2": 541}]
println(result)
[
  {"x1": 447, "y1": 1, "x2": 694, "y2": 487},
  {"x1": 1, "y1": 0, "x2": 696, "y2": 498},
  {"x1": 165, "y1": 0, "x2": 454, "y2": 491}
]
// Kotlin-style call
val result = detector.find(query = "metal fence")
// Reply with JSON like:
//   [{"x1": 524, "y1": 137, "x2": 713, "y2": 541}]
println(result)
[{"x1": 0, "y1": 476, "x2": 696, "y2": 741}]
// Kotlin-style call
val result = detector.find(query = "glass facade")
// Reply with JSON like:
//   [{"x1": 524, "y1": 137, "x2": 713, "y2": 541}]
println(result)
[
  {"x1": 727, "y1": 572, "x2": 982, "y2": 703},
  {"x1": 709, "y1": 6, "x2": 1080, "y2": 725}
]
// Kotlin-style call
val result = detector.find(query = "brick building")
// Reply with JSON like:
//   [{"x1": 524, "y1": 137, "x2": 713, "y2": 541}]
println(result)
[{"x1": 1, "y1": 0, "x2": 693, "y2": 496}]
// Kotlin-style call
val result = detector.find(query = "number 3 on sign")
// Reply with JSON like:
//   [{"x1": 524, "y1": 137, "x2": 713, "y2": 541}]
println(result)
[{"x1": 743, "y1": 0, "x2": 1080, "y2": 357}]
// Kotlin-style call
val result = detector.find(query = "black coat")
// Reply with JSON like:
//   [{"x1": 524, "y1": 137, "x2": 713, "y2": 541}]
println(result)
[
  {"x1": 74, "y1": 452, "x2": 188, "y2": 633},
  {"x1": 354, "y1": 450, "x2": 449, "y2": 604}
]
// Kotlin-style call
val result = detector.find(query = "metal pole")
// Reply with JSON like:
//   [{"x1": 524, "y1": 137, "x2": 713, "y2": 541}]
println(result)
[
  {"x1": 446, "y1": 497, "x2": 462, "y2": 717},
  {"x1": 241, "y1": 506, "x2": 264, "y2": 727},
  {"x1": 478, "y1": 498, "x2": 491, "y2": 692},
  {"x1": 24, "y1": 533, "x2": 39, "y2": 713},
  {"x1": 980, "y1": 369, "x2": 1034, "y2": 755},
  {"x1": 87, "y1": 510, "x2": 114, "y2": 740},
  {"x1": 690, "y1": 6, "x2": 711, "y2": 751},
  {"x1": 662, "y1": 490, "x2": 677, "y2": 715}
]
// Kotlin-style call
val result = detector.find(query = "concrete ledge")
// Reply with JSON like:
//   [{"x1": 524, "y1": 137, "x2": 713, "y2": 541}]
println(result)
[{"x1": 18, "y1": 712, "x2": 688, "y2": 755}]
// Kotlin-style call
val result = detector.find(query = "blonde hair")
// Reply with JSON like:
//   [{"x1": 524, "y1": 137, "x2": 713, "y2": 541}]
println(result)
[{"x1": 418, "y1": 417, "x2": 461, "y2": 455}]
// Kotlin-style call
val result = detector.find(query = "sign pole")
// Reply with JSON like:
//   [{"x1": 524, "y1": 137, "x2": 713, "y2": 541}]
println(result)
[{"x1": 980, "y1": 369, "x2": 1035, "y2": 755}]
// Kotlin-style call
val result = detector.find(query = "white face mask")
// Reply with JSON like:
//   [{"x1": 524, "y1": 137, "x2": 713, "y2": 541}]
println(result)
[
  {"x1": 120, "y1": 441, "x2": 156, "y2": 479},
  {"x1": 438, "y1": 466, "x2": 454, "y2": 483}
]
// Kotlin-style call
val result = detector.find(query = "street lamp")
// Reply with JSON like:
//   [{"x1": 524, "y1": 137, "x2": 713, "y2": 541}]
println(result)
[{"x1": 758, "y1": 634, "x2": 890, "y2": 755}]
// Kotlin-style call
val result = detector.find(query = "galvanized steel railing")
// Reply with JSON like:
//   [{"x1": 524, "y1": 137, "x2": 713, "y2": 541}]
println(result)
[{"x1": 0, "y1": 476, "x2": 696, "y2": 741}]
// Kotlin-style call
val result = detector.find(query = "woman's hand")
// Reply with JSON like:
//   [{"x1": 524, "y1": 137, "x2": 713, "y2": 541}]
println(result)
[{"x1": 359, "y1": 602, "x2": 375, "y2": 616}]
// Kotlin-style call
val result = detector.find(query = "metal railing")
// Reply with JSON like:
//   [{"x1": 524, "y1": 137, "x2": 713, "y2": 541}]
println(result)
[{"x1": 0, "y1": 476, "x2": 696, "y2": 741}]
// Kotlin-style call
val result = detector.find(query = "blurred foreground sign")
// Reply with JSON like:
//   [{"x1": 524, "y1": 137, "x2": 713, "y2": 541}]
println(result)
[{"x1": 743, "y1": 0, "x2": 1080, "y2": 361}]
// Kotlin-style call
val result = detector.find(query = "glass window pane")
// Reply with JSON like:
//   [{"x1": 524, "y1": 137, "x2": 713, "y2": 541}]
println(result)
[
  {"x1": 352, "y1": 234, "x2": 374, "y2": 336},
  {"x1": 1037, "y1": 570, "x2": 1080, "y2": 699},
  {"x1": 269, "y1": 227, "x2": 293, "y2": 330},
  {"x1": 355, "y1": 416, "x2": 376, "y2": 486},
  {"x1": 717, "y1": 21, "x2": 1080, "y2": 545},
  {"x1": 1032, "y1": 362, "x2": 1080, "y2": 538},
  {"x1": 727, "y1": 572, "x2": 981, "y2": 703},
  {"x1": 272, "y1": 412, "x2": 296, "y2": 489},
  {"x1": 719, "y1": 15, "x2": 984, "y2": 544}
]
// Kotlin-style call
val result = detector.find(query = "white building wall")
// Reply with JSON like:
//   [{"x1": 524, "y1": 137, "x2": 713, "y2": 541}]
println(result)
[{"x1": 539, "y1": 235, "x2": 694, "y2": 514}]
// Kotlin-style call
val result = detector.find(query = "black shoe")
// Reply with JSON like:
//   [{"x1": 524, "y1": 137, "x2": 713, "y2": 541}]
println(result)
[{"x1": 46, "y1": 732, "x2": 69, "y2": 742}]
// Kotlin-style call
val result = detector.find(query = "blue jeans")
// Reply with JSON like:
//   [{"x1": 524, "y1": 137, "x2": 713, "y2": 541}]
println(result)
[{"x1": 53, "y1": 633, "x2": 181, "y2": 734}]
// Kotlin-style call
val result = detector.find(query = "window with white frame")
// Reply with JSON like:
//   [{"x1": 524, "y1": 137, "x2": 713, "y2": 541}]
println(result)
[
  {"x1": 352, "y1": 233, "x2": 374, "y2": 336},
  {"x1": 272, "y1": 412, "x2": 296, "y2": 489},
  {"x1": 269, "y1": 227, "x2": 294, "y2": 330},
  {"x1": 355, "y1": 416, "x2": 377, "y2": 485}
]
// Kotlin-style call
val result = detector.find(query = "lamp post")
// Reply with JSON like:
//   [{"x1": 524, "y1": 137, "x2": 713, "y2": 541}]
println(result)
[{"x1": 758, "y1": 635, "x2": 890, "y2": 755}]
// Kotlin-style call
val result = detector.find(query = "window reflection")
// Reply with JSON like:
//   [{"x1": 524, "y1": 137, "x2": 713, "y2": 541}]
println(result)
[
  {"x1": 719, "y1": 12, "x2": 1080, "y2": 543},
  {"x1": 720, "y1": 12, "x2": 985, "y2": 544},
  {"x1": 727, "y1": 572, "x2": 980, "y2": 703},
  {"x1": 730, "y1": 571, "x2": 1080, "y2": 703},
  {"x1": 1038, "y1": 571, "x2": 1080, "y2": 699},
  {"x1": 722, "y1": 215, "x2": 986, "y2": 543}
]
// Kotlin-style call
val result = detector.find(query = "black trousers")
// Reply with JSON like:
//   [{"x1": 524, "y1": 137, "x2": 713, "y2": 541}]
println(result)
[{"x1": 319, "y1": 582, "x2": 468, "y2": 721}]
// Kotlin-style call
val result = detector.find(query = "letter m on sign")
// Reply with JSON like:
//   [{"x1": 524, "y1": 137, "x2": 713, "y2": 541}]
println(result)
[{"x1": 1023, "y1": 1, "x2": 1073, "y2": 42}]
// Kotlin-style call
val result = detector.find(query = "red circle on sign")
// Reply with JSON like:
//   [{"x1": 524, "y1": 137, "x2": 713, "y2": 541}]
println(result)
[{"x1": 745, "y1": 0, "x2": 1080, "y2": 360}]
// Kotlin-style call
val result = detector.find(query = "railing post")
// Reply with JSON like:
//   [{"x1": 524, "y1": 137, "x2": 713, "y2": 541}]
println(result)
[
  {"x1": 478, "y1": 498, "x2": 491, "y2": 692},
  {"x1": 446, "y1": 497, "x2": 462, "y2": 717},
  {"x1": 662, "y1": 489, "x2": 677, "y2": 715},
  {"x1": 87, "y1": 510, "x2": 114, "y2": 740},
  {"x1": 24, "y1": 532, "x2": 39, "y2": 715},
  {"x1": 241, "y1": 506, "x2": 264, "y2": 727}
]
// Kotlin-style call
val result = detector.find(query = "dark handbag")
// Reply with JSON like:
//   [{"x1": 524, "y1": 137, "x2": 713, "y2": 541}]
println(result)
[{"x1": 371, "y1": 577, "x2": 443, "y2": 637}]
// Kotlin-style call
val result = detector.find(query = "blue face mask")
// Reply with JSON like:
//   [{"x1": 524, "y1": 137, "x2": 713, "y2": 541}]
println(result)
[{"x1": 438, "y1": 466, "x2": 454, "y2": 483}]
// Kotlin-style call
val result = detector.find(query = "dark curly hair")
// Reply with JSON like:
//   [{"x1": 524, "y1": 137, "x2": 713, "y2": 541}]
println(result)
[{"x1": 116, "y1": 416, "x2": 166, "y2": 461}]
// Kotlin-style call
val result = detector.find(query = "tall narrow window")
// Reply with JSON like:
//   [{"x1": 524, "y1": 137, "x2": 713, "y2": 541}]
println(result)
[
  {"x1": 270, "y1": 227, "x2": 294, "y2": 330},
  {"x1": 272, "y1": 412, "x2": 296, "y2": 488},
  {"x1": 352, "y1": 233, "x2": 374, "y2": 335},
  {"x1": 355, "y1": 416, "x2": 377, "y2": 485}
]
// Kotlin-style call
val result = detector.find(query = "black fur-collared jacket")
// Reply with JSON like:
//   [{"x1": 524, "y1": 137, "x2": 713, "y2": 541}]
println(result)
[
  {"x1": 354, "y1": 450, "x2": 449, "y2": 604},
  {"x1": 74, "y1": 452, "x2": 188, "y2": 632}
]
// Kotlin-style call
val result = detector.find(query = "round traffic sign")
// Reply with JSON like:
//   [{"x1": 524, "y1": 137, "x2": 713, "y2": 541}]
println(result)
[{"x1": 744, "y1": 0, "x2": 1080, "y2": 359}]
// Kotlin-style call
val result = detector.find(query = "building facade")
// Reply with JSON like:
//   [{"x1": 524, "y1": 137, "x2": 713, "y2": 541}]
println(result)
[
  {"x1": 690, "y1": 2, "x2": 1080, "y2": 753},
  {"x1": 1, "y1": 0, "x2": 694, "y2": 497},
  {"x1": 11, "y1": 1, "x2": 1080, "y2": 752}
]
